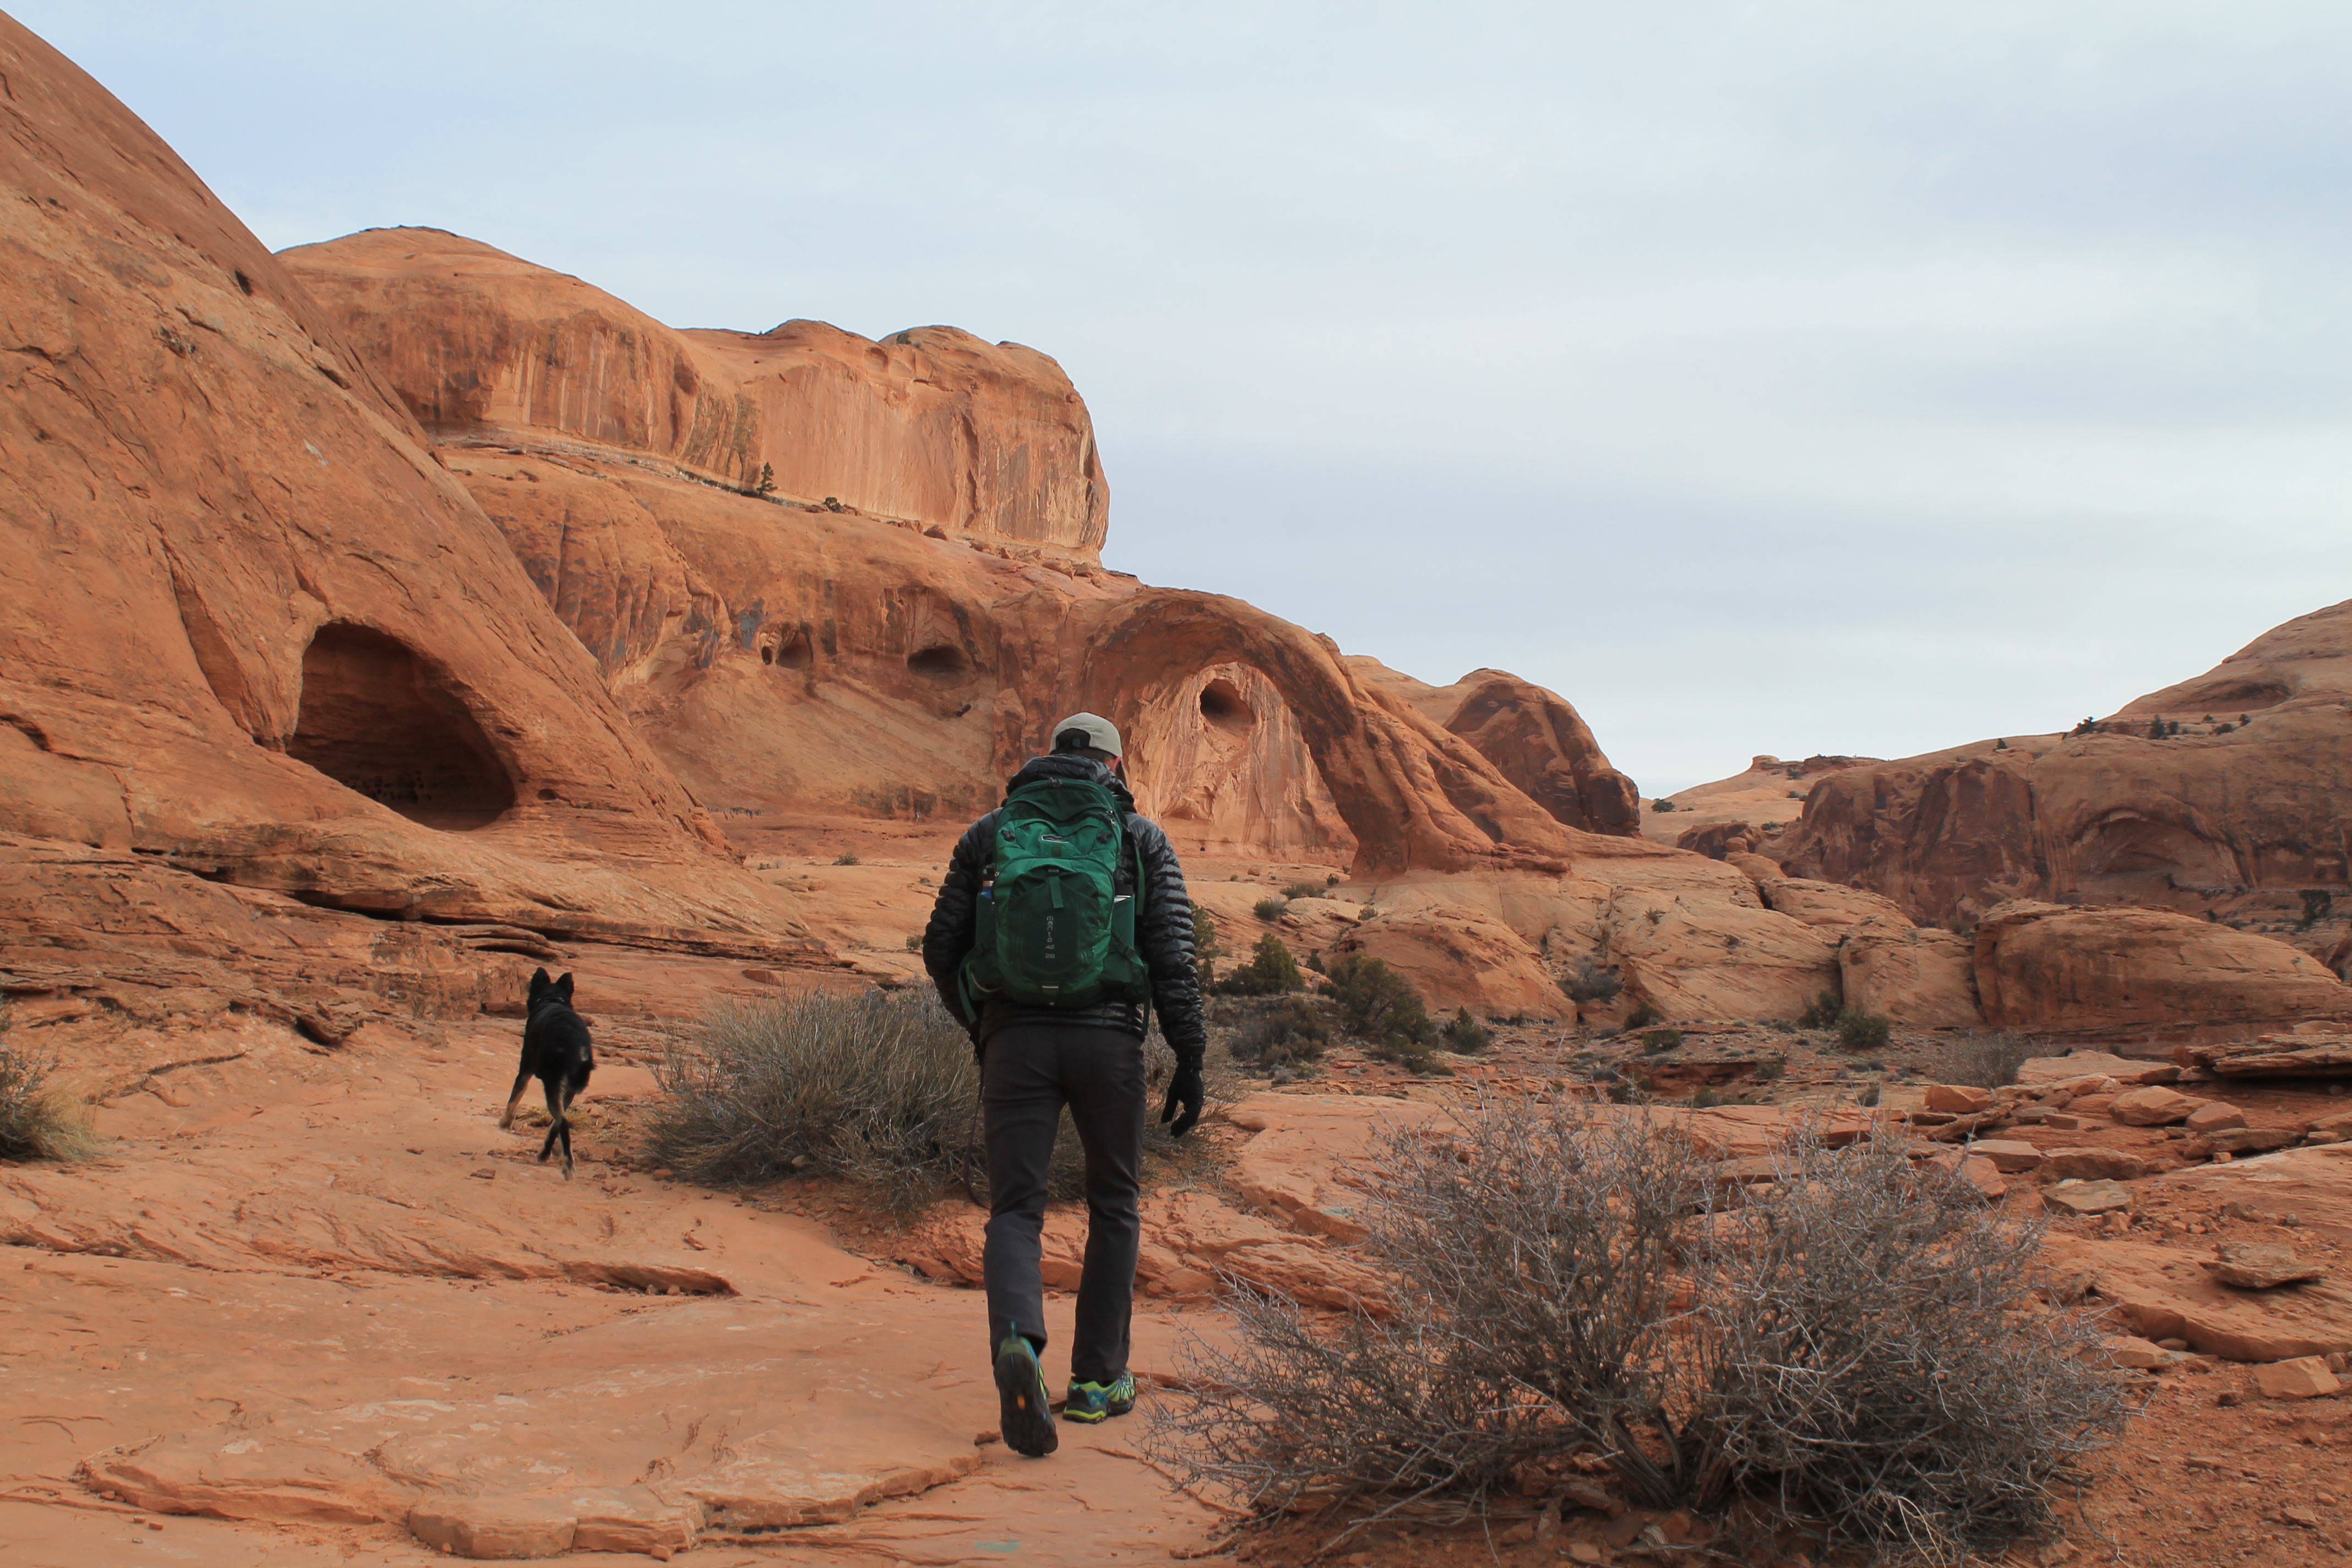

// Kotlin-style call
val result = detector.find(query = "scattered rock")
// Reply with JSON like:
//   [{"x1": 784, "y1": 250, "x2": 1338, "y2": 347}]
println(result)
[
  {"x1": 2039, "y1": 1148, "x2": 2153, "y2": 1183},
  {"x1": 2111, "y1": 1086, "x2": 2206, "y2": 1127},
  {"x1": 2181, "y1": 1032, "x2": 2352, "y2": 1080},
  {"x1": 2044, "y1": 1181, "x2": 2135, "y2": 1218},
  {"x1": 2206, "y1": 1244, "x2": 2326, "y2": 1290},
  {"x1": 2096, "y1": 1334, "x2": 2170, "y2": 1370},
  {"x1": 2185, "y1": 1102, "x2": 2248, "y2": 1134},
  {"x1": 1924, "y1": 1083, "x2": 1994, "y2": 1115},
  {"x1": 2252, "y1": 1357, "x2": 2343, "y2": 1400},
  {"x1": 2019, "y1": 1054, "x2": 2181, "y2": 1088},
  {"x1": 1970, "y1": 1139, "x2": 2044, "y2": 1174},
  {"x1": 2194, "y1": 1128, "x2": 2301, "y2": 1157}
]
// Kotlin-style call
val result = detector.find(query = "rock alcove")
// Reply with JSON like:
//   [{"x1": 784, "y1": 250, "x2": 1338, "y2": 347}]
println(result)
[{"x1": 286, "y1": 624, "x2": 516, "y2": 830}]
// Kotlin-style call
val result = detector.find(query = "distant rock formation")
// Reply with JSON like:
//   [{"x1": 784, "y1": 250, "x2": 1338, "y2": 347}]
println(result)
[
  {"x1": 1768, "y1": 601, "x2": 2352, "y2": 933},
  {"x1": 282, "y1": 232, "x2": 1645, "y2": 874},
  {"x1": 282, "y1": 227, "x2": 1109, "y2": 560}
]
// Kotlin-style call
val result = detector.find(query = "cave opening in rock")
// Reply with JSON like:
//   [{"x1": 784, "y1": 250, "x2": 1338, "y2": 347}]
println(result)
[
  {"x1": 1199, "y1": 677, "x2": 1256, "y2": 737},
  {"x1": 774, "y1": 629, "x2": 812, "y2": 671},
  {"x1": 287, "y1": 624, "x2": 517, "y2": 831},
  {"x1": 907, "y1": 643, "x2": 970, "y2": 680}
]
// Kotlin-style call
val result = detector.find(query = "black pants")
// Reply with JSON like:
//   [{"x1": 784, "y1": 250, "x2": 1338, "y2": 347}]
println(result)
[{"x1": 981, "y1": 1021, "x2": 1145, "y2": 1385}]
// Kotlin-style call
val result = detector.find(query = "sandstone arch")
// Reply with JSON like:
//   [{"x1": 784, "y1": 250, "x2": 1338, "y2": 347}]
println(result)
[
  {"x1": 287, "y1": 625, "x2": 516, "y2": 830},
  {"x1": 1068, "y1": 591, "x2": 1582, "y2": 875}
]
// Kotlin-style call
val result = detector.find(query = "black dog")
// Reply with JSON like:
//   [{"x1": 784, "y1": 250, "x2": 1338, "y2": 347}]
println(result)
[{"x1": 500, "y1": 968, "x2": 595, "y2": 1178}]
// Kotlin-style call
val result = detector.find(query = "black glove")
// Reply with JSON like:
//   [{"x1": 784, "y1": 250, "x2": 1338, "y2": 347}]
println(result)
[{"x1": 1160, "y1": 1058, "x2": 1204, "y2": 1138}]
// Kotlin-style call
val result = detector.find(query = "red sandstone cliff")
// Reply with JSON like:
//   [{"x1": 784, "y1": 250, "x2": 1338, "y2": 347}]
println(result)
[
  {"x1": 280, "y1": 232, "x2": 1645, "y2": 876},
  {"x1": 283, "y1": 228, "x2": 1109, "y2": 560},
  {"x1": 1767, "y1": 601, "x2": 2352, "y2": 937},
  {"x1": 0, "y1": 17, "x2": 808, "y2": 952}
]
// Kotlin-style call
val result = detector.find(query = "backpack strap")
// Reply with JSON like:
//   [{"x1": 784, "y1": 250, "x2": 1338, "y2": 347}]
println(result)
[{"x1": 1121, "y1": 818, "x2": 1152, "y2": 1039}]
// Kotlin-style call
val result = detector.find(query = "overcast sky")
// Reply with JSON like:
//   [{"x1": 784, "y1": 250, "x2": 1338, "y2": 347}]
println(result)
[{"x1": 20, "y1": 1, "x2": 2348, "y2": 793}]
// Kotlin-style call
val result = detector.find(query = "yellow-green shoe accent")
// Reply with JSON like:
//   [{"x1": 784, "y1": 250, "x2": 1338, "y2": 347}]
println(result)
[{"x1": 1062, "y1": 1371, "x2": 1137, "y2": 1423}]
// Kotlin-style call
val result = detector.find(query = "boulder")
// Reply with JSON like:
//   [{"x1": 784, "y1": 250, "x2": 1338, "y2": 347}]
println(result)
[
  {"x1": 1602, "y1": 896, "x2": 1841, "y2": 1023},
  {"x1": 2186, "y1": 1102, "x2": 2248, "y2": 1134},
  {"x1": 2252, "y1": 1358, "x2": 2342, "y2": 1400},
  {"x1": 1837, "y1": 917, "x2": 1984, "y2": 1027},
  {"x1": 2094, "y1": 1335, "x2": 2170, "y2": 1371},
  {"x1": 2207, "y1": 1244, "x2": 2326, "y2": 1290},
  {"x1": 2111, "y1": 1086, "x2": 2206, "y2": 1126},
  {"x1": 1970, "y1": 1139, "x2": 2044, "y2": 1174},
  {"x1": 1325, "y1": 903, "x2": 1566, "y2": 1021},
  {"x1": 2041, "y1": 1232, "x2": 2352, "y2": 1362},
  {"x1": 1957, "y1": 1155, "x2": 2008, "y2": 1200},
  {"x1": 1924, "y1": 1084, "x2": 1993, "y2": 1115},
  {"x1": 2044, "y1": 1180, "x2": 2135, "y2": 1217},
  {"x1": 1975, "y1": 901, "x2": 2352, "y2": 1037},
  {"x1": 2180, "y1": 1031, "x2": 2352, "y2": 1080},
  {"x1": 2039, "y1": 1148, "x2": 2153, "y2": 1183}
]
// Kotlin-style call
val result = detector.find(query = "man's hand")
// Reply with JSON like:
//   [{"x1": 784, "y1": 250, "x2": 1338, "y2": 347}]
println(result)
[{"x1": 1159, "y1": 1059, "x2": 1204, "y2": 1138}]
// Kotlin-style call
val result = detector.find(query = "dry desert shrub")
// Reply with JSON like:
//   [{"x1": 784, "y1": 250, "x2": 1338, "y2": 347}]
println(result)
[
  {"x1": 1231, "y1": 995, "x2": 1330, "y2": 1071},
  {"x1": 1559, "y1": 957, "x2": 1624, "y2": 1006},
  {"x1": 1930, "y1": 1029, "x2": 2040, "y2": 1088},
  {"x1": 0, "y1": 1015, "x2": 96, "y2": 1162},
  {"x1": 648, "y1": 989, "x2": 976, "y2": 1212},
  {"x1": 1148, "y1": 1097, "x2": 2128, "y2": 1563}
]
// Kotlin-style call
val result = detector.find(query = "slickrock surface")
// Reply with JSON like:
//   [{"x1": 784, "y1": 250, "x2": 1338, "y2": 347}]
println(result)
[{"x1": 0, "y1": 987, "x2": 1222, "y2": 1565}]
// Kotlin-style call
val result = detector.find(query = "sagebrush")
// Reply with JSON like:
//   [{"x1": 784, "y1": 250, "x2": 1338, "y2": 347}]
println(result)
[
  {"x1": 1932, "y1": 1029, "x2": 2039, "y2": 1088},
  {"x1": 1560, "y1": 957, "x2": 1623, "y2": 1005},
  {"x1": 1231, "y1": 995, "x2": 1330, "y2": 1070},
  {"x1": 1150, "y1": 1098, "x2": 2128, "y2": 1562},
  {"x1": 0, "y1": 1017, "x2": 94, "y2": 1162},
  {"x1": 647, "y1": 989, "x2": 976, "y2": 1211}
]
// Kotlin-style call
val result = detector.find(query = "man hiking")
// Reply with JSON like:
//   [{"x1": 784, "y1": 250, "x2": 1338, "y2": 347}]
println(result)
[{"x1": 921, "y1": 711, "x2": 1206, "y2": 1458}]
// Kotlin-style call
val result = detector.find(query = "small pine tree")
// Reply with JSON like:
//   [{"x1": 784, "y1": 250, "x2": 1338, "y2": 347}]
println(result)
[
  {"x1": 1441, "y1": 1007, "x2": 1490, "y2": 1053},
  {"x1": 1325, "y1": 953, "x2": 1441, "y2": 1066},
  {"x1": 2147, "y1": 717, "x2": 2166, "y2": 740},
  {"x1": 1193, "y1": 906, "x2": 1221, "y2": 989},
  {"x1": 754, "y1": 461, "x2": 776, "y2": 497}
]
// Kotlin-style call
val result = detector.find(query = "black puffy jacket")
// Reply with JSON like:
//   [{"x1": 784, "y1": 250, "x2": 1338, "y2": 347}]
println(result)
[{"x1": 922, "y1": 753, "x2": 1207, "y2": 1064}]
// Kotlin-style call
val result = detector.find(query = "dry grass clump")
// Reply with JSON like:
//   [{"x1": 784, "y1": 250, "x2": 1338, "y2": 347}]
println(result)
[
  {"x1": 647, "y1": 989, "x2": 976, "y2": 1212},
  {"x1": 0, "y1": 1016, "x2": 96, "y2": 1162},
  {"x1": 1930, "y1": 1029, "x2": 2040, "y2": 1088},
  {"x1": 1149, "y1": 1098, "x2": 2128, "y2": 1563}
]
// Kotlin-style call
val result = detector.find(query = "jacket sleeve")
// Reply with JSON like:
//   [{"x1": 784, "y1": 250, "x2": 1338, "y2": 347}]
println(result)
[
  {"x1": 1130, "y1": 816, "x2": 1207, "y2": 1063},
  {"x1": 922, "y1": 815, "x2": 994, "y2": 1027}
]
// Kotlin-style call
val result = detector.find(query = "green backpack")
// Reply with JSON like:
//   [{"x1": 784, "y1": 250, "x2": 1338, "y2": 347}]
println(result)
[{"x1": 959, "y1": 776, "x2": 1152, "y2": 1022}]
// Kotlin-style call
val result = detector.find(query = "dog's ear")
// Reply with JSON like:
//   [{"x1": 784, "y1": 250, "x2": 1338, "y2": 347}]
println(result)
[
  {"x1": 556, "y1": 972, "x2": 575, "y2": 1001},
  {"x1": 529, "y1": 967, "x2": 551, "y2": 996}
]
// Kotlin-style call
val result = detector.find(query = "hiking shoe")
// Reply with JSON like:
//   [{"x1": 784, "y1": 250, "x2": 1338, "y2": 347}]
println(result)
[
  {"x1": 993, "y1": 1334, "x2": 1059, "y2": 1457},
  {"x1": 1062, "y1": 1371, "x2": 1137, "y2": 1424}
]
